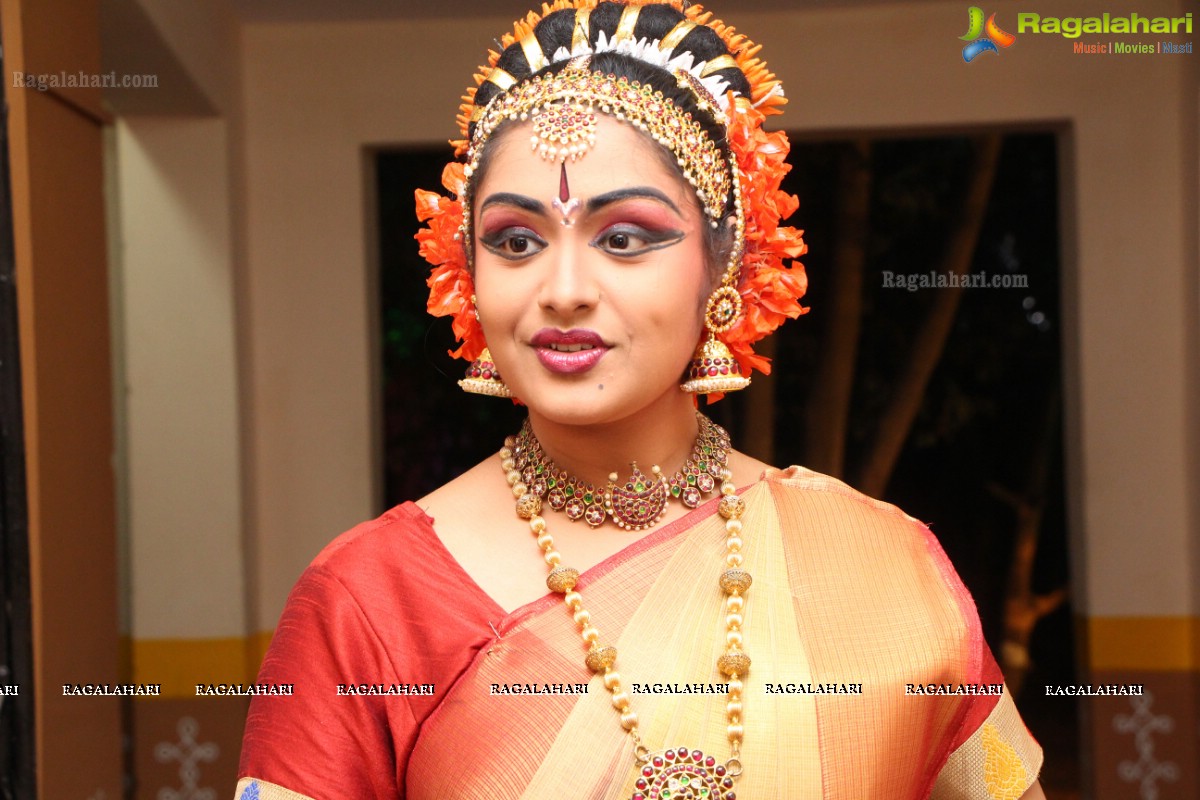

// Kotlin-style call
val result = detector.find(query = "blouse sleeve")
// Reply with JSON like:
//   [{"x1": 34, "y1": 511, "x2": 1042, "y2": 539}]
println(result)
[
  {"x1": 234, "y1": 505, "x2": 499, "y2": 800},
  {"x1": 236, "y1": 564, "x2": 412, "y2": 799}
]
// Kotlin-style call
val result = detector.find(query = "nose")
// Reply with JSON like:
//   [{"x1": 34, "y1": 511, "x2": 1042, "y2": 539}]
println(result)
[{"x1": 537, "y1": 241, "x2": 599, "y2": 318}]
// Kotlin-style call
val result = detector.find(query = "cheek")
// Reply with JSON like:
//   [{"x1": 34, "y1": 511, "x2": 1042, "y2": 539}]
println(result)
[
  {"x1": 473, "y1": 266, "x2": 526, "y2": 338},
  {"x1": 637, "y1": 270, "x2": 708, "y2": 353},
  {"x1": 679, "y1": 249, "x2": 714, "y2": 333}
]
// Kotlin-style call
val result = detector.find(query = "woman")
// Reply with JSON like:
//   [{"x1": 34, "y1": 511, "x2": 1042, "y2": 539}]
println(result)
[{"x1": 236, "y1": 2, "x2": 1046, "y2": 798}]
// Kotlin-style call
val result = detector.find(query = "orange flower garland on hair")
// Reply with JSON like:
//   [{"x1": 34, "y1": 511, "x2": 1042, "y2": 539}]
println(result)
[
  {"x1": 416, "y1": 0, "x2": 808, "y2": 384},
  {"x1": 416, "y1": 162, "x2": 485, "y2": 362},
  {"x1": 723, "y1": 95, "x2": 809, "y2": 377}
]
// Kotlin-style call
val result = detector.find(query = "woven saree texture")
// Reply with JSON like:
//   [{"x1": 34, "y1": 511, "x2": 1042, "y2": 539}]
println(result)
[{"x1": 238, "y1": 468, "x2": 1041, "y2": 799}]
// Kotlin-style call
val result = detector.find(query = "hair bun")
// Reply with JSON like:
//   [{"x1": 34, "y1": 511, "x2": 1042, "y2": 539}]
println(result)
[{"x1": 456, "y1": 1, "x2": 785, "y2": 154}]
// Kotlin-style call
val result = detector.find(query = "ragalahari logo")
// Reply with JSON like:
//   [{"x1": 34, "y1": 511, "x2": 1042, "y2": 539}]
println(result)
[{"x1": 960, "y1": 7, "x2": 1017, "y2": 62}]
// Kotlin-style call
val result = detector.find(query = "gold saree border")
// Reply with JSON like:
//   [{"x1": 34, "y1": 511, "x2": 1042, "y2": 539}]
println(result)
[{"x1": 929, "y1": 687, "x2": 1043, "y2": 800}]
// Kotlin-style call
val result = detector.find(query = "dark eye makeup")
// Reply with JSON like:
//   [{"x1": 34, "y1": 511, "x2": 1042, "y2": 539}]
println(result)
[
  {"x1": 478, "y1": 226, "x2": 548, "y2": 260},
  {"x1": 590, "y1": 224, "x2": 686, "y2": 257},
  {"x1": 476, "y1": 190, "x2": 688, "y2": 262}
]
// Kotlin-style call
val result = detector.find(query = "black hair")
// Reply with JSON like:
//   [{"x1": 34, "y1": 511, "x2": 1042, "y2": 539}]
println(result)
[{"x1": 467, "y1": 1, "x2": 748, "y2": 281}]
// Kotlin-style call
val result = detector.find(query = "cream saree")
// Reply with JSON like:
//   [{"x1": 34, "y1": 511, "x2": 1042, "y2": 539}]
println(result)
[{"x1": 236, "y1": 467, "x2": 1041, "y2": 799}]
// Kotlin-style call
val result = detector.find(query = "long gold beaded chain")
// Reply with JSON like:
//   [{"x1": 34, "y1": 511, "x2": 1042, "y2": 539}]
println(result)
[{"x1": 500, "y1": 426, "x2": 753, "y2": 800}]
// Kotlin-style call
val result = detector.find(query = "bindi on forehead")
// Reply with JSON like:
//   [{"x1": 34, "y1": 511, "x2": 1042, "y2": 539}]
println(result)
[{"x1": 551, "y1": 162, "x2": 581, "y2": 227}]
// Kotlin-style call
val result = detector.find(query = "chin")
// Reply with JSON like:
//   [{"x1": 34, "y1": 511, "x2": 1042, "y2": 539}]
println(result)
[
  {"x1": 518, "y1": 386, "x2": 624, "y2": 425},
  {"x1": 516, "y1": 378, "x2": 688, "y2": 428}
]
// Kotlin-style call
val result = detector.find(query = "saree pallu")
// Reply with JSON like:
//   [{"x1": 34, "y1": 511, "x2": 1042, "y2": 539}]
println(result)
[{"x1": 236, "y1": 467, "x2": 1042, "y2": 800}]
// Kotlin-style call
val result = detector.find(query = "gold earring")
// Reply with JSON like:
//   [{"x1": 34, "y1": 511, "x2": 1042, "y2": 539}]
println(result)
[
  {"x1": 460, "y1": 296, "x2": 510, "y2": 396},
  {"x1": 680, "y1": 285, "x2": 750, "y2": 394},
  {"x1": 459, "y1": 347, "x2": 512, "y2": 397}
]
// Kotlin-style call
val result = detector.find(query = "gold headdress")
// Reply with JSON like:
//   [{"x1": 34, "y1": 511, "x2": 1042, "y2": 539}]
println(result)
[{"x1": 462, "y1": 57, "x2": 733, "y2": 225}]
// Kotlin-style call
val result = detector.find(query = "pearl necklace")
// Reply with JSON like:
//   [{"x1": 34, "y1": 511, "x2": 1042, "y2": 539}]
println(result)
[{"x1": 500, "y1": 417, "x2": 752, "y2": 800}]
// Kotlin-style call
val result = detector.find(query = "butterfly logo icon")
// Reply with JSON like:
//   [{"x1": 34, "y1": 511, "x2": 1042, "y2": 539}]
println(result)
[{"x1": 960, "y1": 7, "x2": 1017, "y2": 62}]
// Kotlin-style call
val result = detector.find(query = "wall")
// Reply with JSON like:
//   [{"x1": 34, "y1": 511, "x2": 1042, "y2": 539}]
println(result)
[
  {"x1": 239, "y1": 11, "x2": 516, "y2": 645},
  {"x1": 110, "y1": 0, "x2": 1199, "y2": 794},
  {"x1": 102, "y1": 0, "x2": 248, "y2": 791}
]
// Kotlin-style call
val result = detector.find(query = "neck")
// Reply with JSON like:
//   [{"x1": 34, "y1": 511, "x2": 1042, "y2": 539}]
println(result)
[{"x1": 525, "y1": 393, "x2": 707, "y2": 488}]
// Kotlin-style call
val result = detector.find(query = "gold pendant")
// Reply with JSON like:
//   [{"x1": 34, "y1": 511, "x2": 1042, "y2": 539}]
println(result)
[
  {"x1": 632, "y1": 747, "x2": 735, "y2": 800},
  {"x1": 606, "y1": 463, "x2": 668, "y2": 531}
]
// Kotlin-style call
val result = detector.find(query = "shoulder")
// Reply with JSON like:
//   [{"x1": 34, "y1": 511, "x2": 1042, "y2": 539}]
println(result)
[
  {"x1": 755, "y1": 465, "x2": 981, "y2": 637},
  {"x1": 754, "y1": 465, "x2": 942, "y2": 556},
  {"x1": 292, "y1": 502, "x2": 466, "y2": 614},
  {"x1": 243, "y1": 503, "x2": 476, "y2": 797},
  {"x1": 276, "y1": 500, "x2": 499, "y2": 654},
  {"x1": 417, "y1": 452, "x2": 511, "y2": 538},
  {"x1": 757, "y1": 465, "x2": 926, "y2": 525},
  {"x1": 757, "y1": 462, "x2": 950, "y2": 552},
  {"x1": 416, "y1": 453, "x2": 566, "y2": 614},
  {"x1": 250, "y1": 502, "x2": 498, "y2": 726},
  {"x1": 307, "y1": 500, "x2": 434, "y2": 575}
]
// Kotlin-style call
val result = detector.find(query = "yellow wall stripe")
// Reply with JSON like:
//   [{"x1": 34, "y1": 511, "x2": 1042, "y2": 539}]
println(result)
[
  {"x1": 1087, "y1": 616, "x2": 1198, "y2": 671},
  {"x1": 128, "y1": 632, "x2": 274, "y2": 697}
]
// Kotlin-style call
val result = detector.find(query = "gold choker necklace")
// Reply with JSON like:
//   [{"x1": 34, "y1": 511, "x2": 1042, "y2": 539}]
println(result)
[
  {"x1": 509, "y1": 412, "x2": 731, "y2": 531},
  {"x1": 500, "y1": 417, "x2": 752, "y2": 799}
]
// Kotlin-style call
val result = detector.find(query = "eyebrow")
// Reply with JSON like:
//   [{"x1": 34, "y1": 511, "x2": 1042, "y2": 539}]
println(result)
[
  {"x1": 478, "y1": 186, "x2": 683, "y2": 217},
  {"x1": 479, "y1": 193, "x2": 547, "y2": 214},
  {"x1": 587, "y1": 187, "x2": 682, "y2": 216}
]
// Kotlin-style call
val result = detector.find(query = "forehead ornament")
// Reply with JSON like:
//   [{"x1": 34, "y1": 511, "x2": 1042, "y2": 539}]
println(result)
[
  {"x1": 460, "y1": 56, "x2": 736, "y2": 252},
  {"x1": 529, "y1": 60, "x2": 599, "y2": 162},
  {"x1": 552, "y1": 163, "x2": 581, "y2": 226}
]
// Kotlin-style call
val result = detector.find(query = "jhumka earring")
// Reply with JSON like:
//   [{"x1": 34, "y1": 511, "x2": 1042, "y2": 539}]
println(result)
[
  {"x1": 681, "y1": 283, "x2": 750, "y2": 394},
  {"x1": 459, "y1": 347, "x2": 512, "y2": 397},
  {"x1": 673, "y1": 62, "x2": 751, "y2": 396},
  {"x1": 459, "y1": 294, "x2": 512, "y2": 397}
]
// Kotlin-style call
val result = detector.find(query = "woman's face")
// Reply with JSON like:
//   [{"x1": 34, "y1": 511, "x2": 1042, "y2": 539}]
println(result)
[{"x1": 473, "y1": 115, "x2": 710, "y2": 427}]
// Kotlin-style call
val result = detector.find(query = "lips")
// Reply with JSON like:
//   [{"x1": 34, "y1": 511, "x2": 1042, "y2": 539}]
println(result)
[{"x1": 530, "y1": 328, "x2": 609, "y2": 375}]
